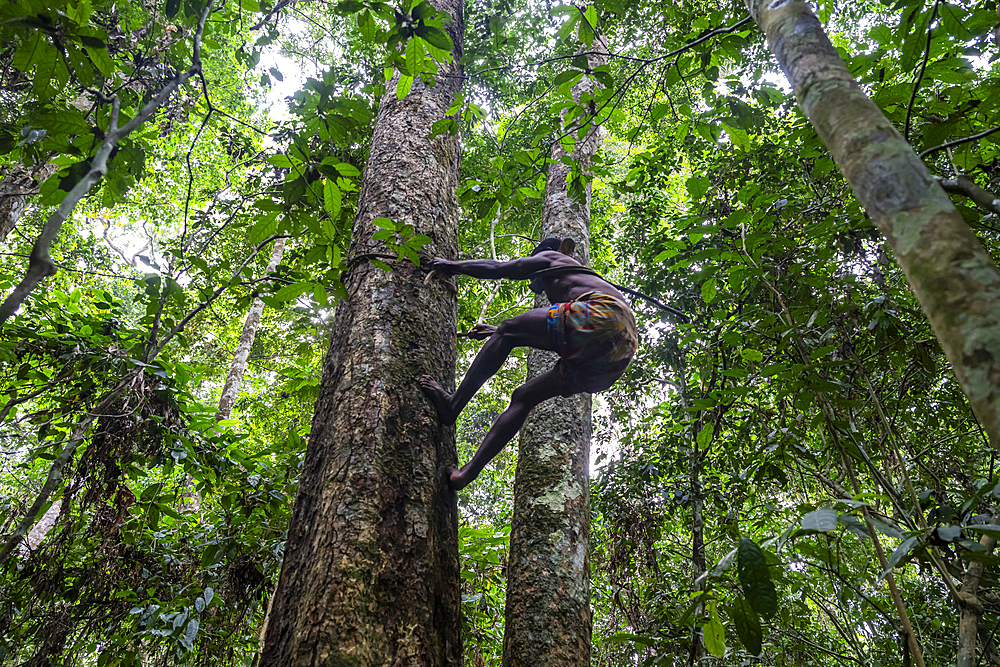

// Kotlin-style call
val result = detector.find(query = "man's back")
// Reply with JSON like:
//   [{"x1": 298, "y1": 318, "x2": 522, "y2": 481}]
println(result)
[{"x1": 531, "y1": 251, "x2": 629, "y2": 305}]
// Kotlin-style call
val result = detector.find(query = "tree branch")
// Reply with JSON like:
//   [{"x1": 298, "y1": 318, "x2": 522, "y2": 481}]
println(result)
[{"x1": 0, "y1": 0, "x2": 215, "y2": 327}]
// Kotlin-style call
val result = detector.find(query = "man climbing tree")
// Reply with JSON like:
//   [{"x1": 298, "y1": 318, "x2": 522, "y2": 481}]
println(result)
[{"x1": 420, "y1": 237, "x2": 637, "y2": 489}]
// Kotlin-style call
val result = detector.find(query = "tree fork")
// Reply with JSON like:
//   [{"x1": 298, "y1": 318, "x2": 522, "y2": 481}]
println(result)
[
  {"x1": 502, "y1": 43, "x2": 606, "y2": 667},
  {"x1": 746, "y1": 0, "x2": 1000, "y2": 450},
  {"x1": 260, "y1": 1, "x2": 465, "y2": 664}
]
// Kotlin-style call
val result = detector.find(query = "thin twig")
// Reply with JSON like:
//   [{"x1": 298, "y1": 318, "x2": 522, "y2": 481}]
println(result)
[{"x1": 904, "y1": 0, "x2": 940, "y2": 142}]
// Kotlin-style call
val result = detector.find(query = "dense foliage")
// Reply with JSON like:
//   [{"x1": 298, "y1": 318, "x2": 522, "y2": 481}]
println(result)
[{"x1": 3, "y1": 0, "x2": 1000, "y2": 663}]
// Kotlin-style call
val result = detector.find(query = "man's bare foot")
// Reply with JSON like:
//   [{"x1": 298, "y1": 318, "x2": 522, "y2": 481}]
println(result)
[
  {"x1": 418, "y1": 375, "x2": 457, "y2": 425},
  {"x1": 447, "y1": 464, "x2": 469, "y2": 491}
]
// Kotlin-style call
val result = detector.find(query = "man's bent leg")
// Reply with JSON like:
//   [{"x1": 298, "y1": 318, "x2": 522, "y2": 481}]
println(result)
[
  {"x1": 449, "y1": 368, "x2": 570, "y2": 490},
  {"x1": 420, "y1": 306, "x2": 555, "y2": 425}
]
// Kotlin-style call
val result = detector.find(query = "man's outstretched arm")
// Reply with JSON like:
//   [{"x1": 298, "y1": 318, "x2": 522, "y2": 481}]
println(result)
[{"x1": 428, "y1": 252, "x2": 570, "y2": 281}]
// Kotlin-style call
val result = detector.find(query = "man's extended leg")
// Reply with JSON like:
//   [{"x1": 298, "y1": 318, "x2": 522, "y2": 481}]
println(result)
[
  {"x1": 448, "y1": 367, "x2": 570, "y2": 490},
  {"x1": 419, "y1": 306, "x2": 555, "y2": 425}
]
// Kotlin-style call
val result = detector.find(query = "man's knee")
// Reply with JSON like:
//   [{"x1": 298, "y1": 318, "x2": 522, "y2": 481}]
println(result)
[
  {"x1": 510, "y1": 382, "x2": 533, "y2": 406},
  {"x1": 495, "y1": 318, "x2": 519, "y2": 339}
]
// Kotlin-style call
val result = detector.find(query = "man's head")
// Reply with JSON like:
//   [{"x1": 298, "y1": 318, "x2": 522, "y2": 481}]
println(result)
[
  {"x1": 528, "y1": 237, "x2": 567, "y2": 293},
  {"x1": 530, "y1": 237, "x2": 562, "y2": 256}
]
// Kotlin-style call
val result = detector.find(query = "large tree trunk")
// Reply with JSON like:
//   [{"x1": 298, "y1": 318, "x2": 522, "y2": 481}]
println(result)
[
  {"x1": 746, "y1": 0, "x2": 1000, "y2": 449},
  {"x1": 259, "y1": 3, "x2": 465, "y2": 664},
  {"x1": 0, "y1": 163, "x2": 57, "y2": 244},
  {"x1": 502, "y1": 46, "x2": 605, "y2": 667}
]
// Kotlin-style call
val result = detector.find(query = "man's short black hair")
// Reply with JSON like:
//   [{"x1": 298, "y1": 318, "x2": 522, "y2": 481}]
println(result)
[{"x1": 530, "y1": 238, "x2": 562, "y2": 256}]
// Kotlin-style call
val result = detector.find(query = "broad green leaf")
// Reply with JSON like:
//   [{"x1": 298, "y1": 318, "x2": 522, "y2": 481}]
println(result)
[
  {"x1": 738, "y1": 537, "x2": 777, "y2": 620},
  {"x1": 882, "y1": 535, "x2": 921, "y2": 577},
  {"x1": 268, "y1": 154, "x2": 295, "y2": 168},
  {"x1": 323, "y1": 179, "x2": 342, "y2": 219},
  {"x1": 335, "y1": 163, "x2": 361, "y2": 178},
  {"x1": 701, "y1": 277, "x2": 717, "y2": 304},
  {"x1": 420, "y1": 25, "x2": 453, "y2": 52},
  {"x1": 68, "y1": 0, "x2": 92, "y2": 25},
  {"x1": 406, "y1": 37, "x2": 425, "y2": 78},
  {"x1": 696, "y1": 423, "x2": 713, "y2": 447},
  {"x1": 397, "y1": 74, "x2": 414, "y2": 99},
  {"x1": 248, "y1": 211, "x2": 278, "y2": 246},
  {"x1": 578, "y1": 5, "x2": 595, "y2": 45},
  {"x1": 703, "y1": 603, "x2": 726, "y2": 658},
  {"x1": 800, "y1": 508, "x2": 838, "y2": 532},
  {"x1": 166, "y1": 0, "x2": 180, "y2": 18},
  {"x1": 739, "y1": 348, "x2": 763, "y2": 362},
  {"x1": 728, "y1": 596, "x2": 762, "y2": 656},
  {"x1": 358, "y1": 9, "x2": 376, "y2": 41},
  {"x1": 274, "y1": 282, "x2": 313, "y2": 303},
  {"x1": 686, "y1": 175, "x2": 709, "y2": 200}
]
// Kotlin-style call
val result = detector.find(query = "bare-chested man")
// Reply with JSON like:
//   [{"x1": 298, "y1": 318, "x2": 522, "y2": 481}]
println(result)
[{"x1": 419, "y1": 238, "x2": 638, "y2": 490}]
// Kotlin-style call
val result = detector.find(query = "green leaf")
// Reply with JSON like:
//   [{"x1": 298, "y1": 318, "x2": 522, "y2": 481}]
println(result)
[
  {"x1": 728, "y1": 596, "x2": 763, "y2": 656},
  {"x1": 420, "y1": 25, "x2": 453, "y2": 52},
  {"x1": 703, "y1": 603, "x2": 726, "y2": 658},
  {"x1": 739, "y1": 348, "x2": 763, "y2": 363},
  {"x1": 269, "y1": 66, "x2": 283, "y2": 82},
  {"x1": 166, "y1": 0, "x2": 181, "y2": 18},
  {"x1": 696, "y1": 423, "x2": 713, "y2": 447},
  {"x1": 578, "y1": 5, "x2": 595, "y2": 45},
  {"x1": 68, "y1": 0, "x2": 93, "y2": 26},
  {"x1": 738, "y1": 536, "x2": 777, "y2": 620},
  {"x1": 406, "y1": 37, "x2": 425, "y2": 78},
  {"x1": 686, "y1": 175, "x2": 710, "y2": 200},
  {"x1": 554, "y1": 69, "x2": 581, "y2": 87},
  {"x1": 248, "y1": 211, "x2": 278, "y2": 247},
  {"x1": 334, "y1": 163, "x2": 361, "y2": 178},
  {"x1": 358, "y1": 9, "x2": 376, "y2": 41},
  {"x1": 882, "y1": 535, "x2": 921, "y2": 577},
  {"x1": 323, "y1": 179, "x2": 342, "y2": 219},
  {"x1": 268, "y1": 154, "x2": 295, "y2": 168},
  {"x1": 274, "y1": 282, "x2": 313, "y2": 303},
  {"x1": 801, "y1": 508, "x2": 838, "y2": 532},
  {"x1": 701, "y1": 277, "x2": 717, "y2": 304},
  {"x1": 396, "y1": 74, "x2": 413, "y2": 99},
  {"x1": 371, "y1": 217, "x2": 395, "y2": 230}
]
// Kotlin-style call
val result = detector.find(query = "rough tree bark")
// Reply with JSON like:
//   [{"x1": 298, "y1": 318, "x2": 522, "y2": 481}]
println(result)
[
  {"x1": 259, "y1": 2, "x2": 464, "y2": 664},
  {"x1": 502, "y1": 44, "x2": 605, "y2": 667},
  {"x1": 746, "y1": 0, "x2": 1000, "y2": 449},
  {"x1": 0, "y1": 163, "x2": 58, "y2": 244}
]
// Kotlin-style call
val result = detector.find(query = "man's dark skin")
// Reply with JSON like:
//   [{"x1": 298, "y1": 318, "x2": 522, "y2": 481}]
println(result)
[{"x1": 419, "y1": 249, "x2": 629, "y2": 491}]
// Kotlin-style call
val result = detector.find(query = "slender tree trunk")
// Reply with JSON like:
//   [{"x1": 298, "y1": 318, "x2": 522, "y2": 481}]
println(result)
[
  {"x1": 0, "y1": 163, "x2": 57, "y2": 244},
  {"x1": 746, "y1": 0, "x2": 1000, "y2": 449},
  {"x1": 688, "y1": 436, "x2": 705, "y2": 666},
  {"x1": 259, "y1": 3, "x2": 464, "y2": 664},
  {"x1": 217, "y1": 237, "x2": 286, "y2": 421},
  {"x1": 958, "y1": 511, "x2": 1000, "y2": 667},
  {"x1": 502, "y1": 45, "x2": 605, "y2": 667}
]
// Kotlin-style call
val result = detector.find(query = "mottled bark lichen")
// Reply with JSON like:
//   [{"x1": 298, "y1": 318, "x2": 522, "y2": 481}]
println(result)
[
  {"x1": 502, "y1": 46, "x2": 605, "y2": 667},
  {"x1": 747, "y1": 0, "x2": 1000, "y2": 448},
  {"x1": 260, "y1": 3, "x2": 465, "y2": 665}
]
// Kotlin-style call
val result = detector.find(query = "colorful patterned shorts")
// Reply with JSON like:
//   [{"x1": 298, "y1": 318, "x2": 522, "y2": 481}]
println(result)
[{"x1": 547, "y1": 291, "x2": 639, "y2": 395}]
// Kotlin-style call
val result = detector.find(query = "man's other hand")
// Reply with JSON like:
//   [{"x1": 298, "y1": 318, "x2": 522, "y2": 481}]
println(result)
[
  {"x1": 428, "y1": 258, "x2": 457, "y2": 276},
  {"x1": 467, "y1": 324, "x2": 498, "y2": 340}
]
